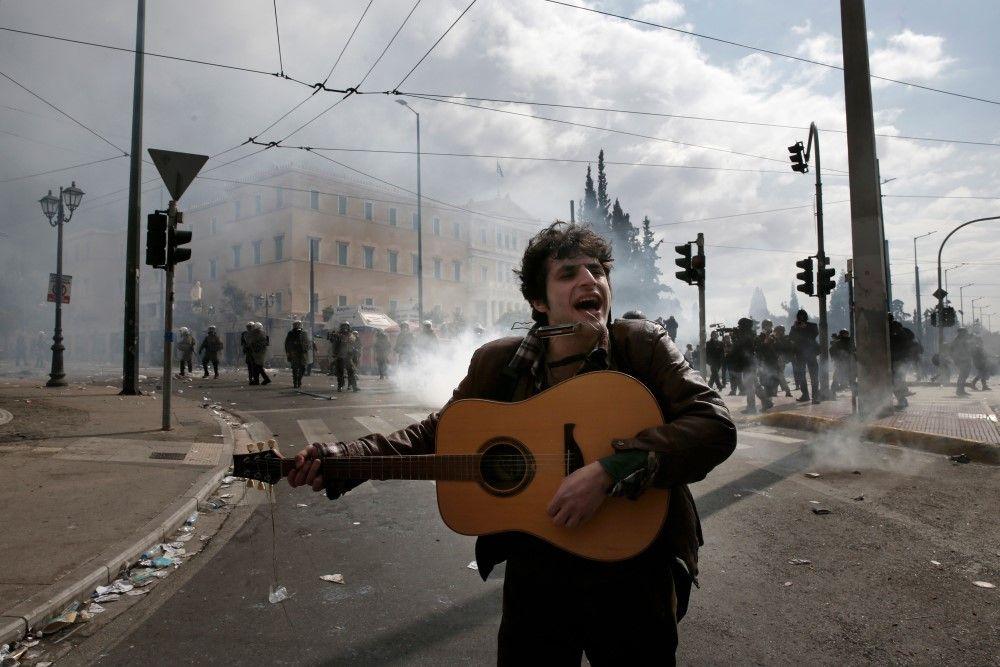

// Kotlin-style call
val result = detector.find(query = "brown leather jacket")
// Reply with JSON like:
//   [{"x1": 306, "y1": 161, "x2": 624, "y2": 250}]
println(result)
[{"x1": 319, "y1": 319, "x2": 737, "y2": 579}]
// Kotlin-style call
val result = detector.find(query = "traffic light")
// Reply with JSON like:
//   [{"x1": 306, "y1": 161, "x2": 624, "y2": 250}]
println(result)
[
  {"x1": 795, "y1": 257, "x2": 815, "y2": 296},
  {"x1": 145, "y1": 212, "x2": 167, "y2": 268},
  {"x1": 942, "y1": 306, "x2": 957, "y2": 327},
  {"x1": 788, "y1": 141, "x2": 808, "y2": 173},
  {"x1": 167, "y1": 212, "x2": 192, "y2": 266},
  {"x1": 691, "y1": 249, "x2": 706, "y2": 285},
  {"x1": 675, "y1": 242, "x2": 696, "y2": 285},
  {"x1": 817, "y1": 256, "x2": 836, "y2": 296}
]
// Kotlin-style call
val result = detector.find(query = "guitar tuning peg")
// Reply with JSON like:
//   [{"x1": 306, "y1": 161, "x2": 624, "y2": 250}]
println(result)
[
  {"x1": 245, "y1": 479, "x2": 254, "y2": 488},
  {"x1": 267, "y1": 438, "x2": 277, "y2": 450},
  {"x1": 256, "y1": 442, "x2": 266, "y2": 452},
  {"x1": 256, "y1": 481, "x2": 266, "y2": 490},
  {"x1": 245, "y1": 443, "x2": 254, "y2": 454}
]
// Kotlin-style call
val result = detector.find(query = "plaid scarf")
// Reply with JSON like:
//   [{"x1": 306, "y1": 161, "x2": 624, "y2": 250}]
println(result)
[{"x1": 507, "y1": 324, "x2": 611, "y2": 392}]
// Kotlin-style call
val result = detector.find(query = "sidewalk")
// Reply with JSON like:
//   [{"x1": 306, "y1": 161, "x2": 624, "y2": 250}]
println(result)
[
  {"x1": 0, "y1": 377, "x2": 242, "y2": 646},
  {"x1": 722, "y1": 384, "x2": 1000, "y2": 463}
]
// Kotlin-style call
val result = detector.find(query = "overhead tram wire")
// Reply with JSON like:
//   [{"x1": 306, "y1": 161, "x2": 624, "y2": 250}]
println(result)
[
  {"x1": 0, "y1": 69, "x2": 128, "y2": 156},
  {"x1": 0, "y1": 155, "x2": 127, "y2": 183},
  {"x1": 353, "y1": 0, "x2": 423, "y2": 91},
  {"x1": 319, "y1": 0, "x2": 375, "y2": 90},
  {"x1": 0, "y1": 26, "x2": 317, "y2": 89},
  {"x1": 389, "y1": 92, "x2": 1000, "y2": 149},
  {"x1": 402, "y1": 93, "x2": 844, "y2": 171},
  {"x1": 542, "y1": 0, "x2": 1000, "y2": 108},
  {"x1": 272, "y1": 0, "x2": 285, "y2": 76},
  {"x1": 647, "y1": 200, "x2": 851, "y2": 229},
  {"x1": 392, "y1": 0, "x2": 479, "y2": 91}
]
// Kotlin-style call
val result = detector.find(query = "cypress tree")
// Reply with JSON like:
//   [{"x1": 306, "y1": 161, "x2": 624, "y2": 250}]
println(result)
[{"x1": 596, "y1": 149, "x2": 611, "y2": 228}]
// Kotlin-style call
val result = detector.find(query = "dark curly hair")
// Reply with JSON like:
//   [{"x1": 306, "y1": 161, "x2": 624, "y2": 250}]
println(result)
[{"x1": 514, "y1": 221, "x2": 614, "y2": 324}]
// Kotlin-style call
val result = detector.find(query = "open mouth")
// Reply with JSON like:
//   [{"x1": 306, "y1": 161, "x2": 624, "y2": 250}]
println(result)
[{"x1": 573, "y1": 295, "x2": 603, "y2": 316}]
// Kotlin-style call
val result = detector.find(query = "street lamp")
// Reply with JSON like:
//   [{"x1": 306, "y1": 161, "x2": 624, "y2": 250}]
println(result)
[
  {"x1": 943, "y1": 263, "x2": 965, "y2": 292},
  {"x1": 396, "y1": 98, "x2": 423, "y2": 323},
  {"x1": 971, "y1": 296, "x2": 985, "y2": 326},
  {"x1": 255, "y1": 292, "x2": 277, "y2": 336},
  {"x1": 38, "y1": 181, "x2": 84, "y2": 387},
  {"x1": 912, "y1": 231, "x2": 936, "y2": 343},
  {"x1": 958, "y1": 283, "x2": 974, "y2": 325}
]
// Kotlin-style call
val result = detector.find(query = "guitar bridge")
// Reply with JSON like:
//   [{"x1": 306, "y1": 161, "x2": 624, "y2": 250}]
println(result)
[{"x1": 564, "y1": 424, "x2": 585, "y2": 476}]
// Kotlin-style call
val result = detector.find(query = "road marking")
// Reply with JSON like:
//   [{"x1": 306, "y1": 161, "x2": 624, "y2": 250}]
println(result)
[
  {"x1": 354, "y1": 415, "x2": 397, "y2": 435},
  {"x1": 0, "y1": 408, "x2": 12, "y2": 426},
  {"x1": 405, "y1": 412, "x2": 430, "y2": 423},
  {"x1": 297, "y1": 419, "x2": 336, "y2": 445},
  {"x1": 739, "y1": 431, "x2": 806, "y2": 445}
]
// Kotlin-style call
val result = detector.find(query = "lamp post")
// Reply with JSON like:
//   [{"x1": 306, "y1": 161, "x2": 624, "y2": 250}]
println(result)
[
  {"x1": 912, "y1": 231, "x2": 936, "y2": 345},
  {"x1": 396, "y1": 99, "x2": 423, "y2": 323},
  {"x1": 935, "y1": 216, "x2": 1000, "y2": 355},
  {"x1": 943, "y1": 264, "x2": 964, "y2": 292},
  {"x1": 970, "y1": 296, "x2": 984, "y2": 327},
  {"x1": 255, "y1": 292, "x2": 277, "y2": 336},
  {"x1": 38, "y1": 181, "x2": 85, "y2": 387},
  {"x1": 958, "y1": 283, "x2": 974, "y2": 326}
]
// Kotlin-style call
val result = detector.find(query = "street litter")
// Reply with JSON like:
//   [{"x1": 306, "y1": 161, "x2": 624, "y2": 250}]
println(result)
[
  {"x1": 852, "y1": 470, "x2": 861, "y2": 475},
  {"x1": 783, "y1": 581, "x2": 793, "y2": 587},
  {"x1": 949, "y1": 453, "x2": 971, "y2": 464},
  {"x1": 185, "y1": 512, "x2": 199, "y2": 525},
  {"x1": 93, "y1": 594, "x2": 121, "y2": 603},
  {"x1": 178, "y1": 525, "x2": 195, "y2": 532},
  {"x1": 222, "y1": 475, "x2": 236, "y2": 484},
  {"x1": 220, "y1": 493, "x2": 233, "y2": 499},
  {"x1": 972, "y1": 581, "x2": 995, "y2": 589},
  {"x1": 152, "y1": 556, "x2": 175, "y2": 568},
  {"x1": 467, "y1": 561, "x2": 479, "y2": 571},
  {"x1": 130, "y1": 568, "x2": 160, "y2": 586},
  {"x1": 126, "y1": 588, "x2": 149, "y2": 596},
  {"x1": 96, "y1": 580, "x2": 133, "y2": 595},
  {"x1": 930, "y1": 560, "x2": 942, "y2": 566},
  {"x1": 142, "y1": 544, "x2": 162, "y2": 559},
  {"x1": 320, "y1": 574, "x2": 345, "y2": 584},
  {"x1": 86, "y1": 603, "x2": 106, "y2": 615},
  {"x1": 808, "y1": 500, "x2": 820, "y2": 504},
  {"x1": 788, "y1": 558, "x2": 812, "y2": 565},
  {"x1": 352, "y1": 521, "x2": 361, "y2": 526},
  {"x1": 811, "y1": 507, "x2": 832, "y2": 515},
  {"x1": 804, "y1": 472, "x2": 821, "y2": 479},
  {"x1": 175, "y1": 533, "x2": 194, "y2": 542},
  {"x1": 38, "y1": 603, "x2": 82, "y2": 636},
  {"x1": 296, "y1": 503, "x2": 309, "y2": 508},
  {"x1": 852, "y1": 495, "x2": 865, "y2": 501},
  {"x1": 269, "y1": 585, "x2": 290, "y2": 604}
]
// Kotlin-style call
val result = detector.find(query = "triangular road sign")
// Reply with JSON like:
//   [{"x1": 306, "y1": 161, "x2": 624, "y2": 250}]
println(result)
[{"x1": 148, "y1": 148, "x2": 209, "y2": 202}]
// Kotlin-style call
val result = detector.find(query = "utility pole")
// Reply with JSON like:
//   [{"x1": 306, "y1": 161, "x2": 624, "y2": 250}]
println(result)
[
  {"x1": 308, "y1": 241, "x2": 316, "y2": 340},
  {"x1": 161, "y1": 201, "x2": 177, "y2": 431},
  {"x1": 122, "y1": 0, "x2": 146, "y2": 395},
  {"x1": 840, "y1": 0, "x2": 893, "y2": 415},
  {"x1": 696, "y1": 233, "x2": 706, "y2": 377},
  {"x1": 845, "y1": 259, "x2": 857, "y2": 414},
  {"x1": 913, "y1": 231, "x2": 936, "y2": 348},
  {"x1": 570, "y1": 200, "x2": 575, "y2": 223}
]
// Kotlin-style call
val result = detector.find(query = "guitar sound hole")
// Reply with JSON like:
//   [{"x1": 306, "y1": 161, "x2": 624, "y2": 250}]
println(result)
[{"x1": 479, "y1": 440, "x2": 534, "y2": 496}]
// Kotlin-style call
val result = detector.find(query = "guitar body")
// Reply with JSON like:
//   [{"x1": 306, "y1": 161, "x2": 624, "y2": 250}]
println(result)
[{"x1": 435, "y1": 370, "x2": 670, "y2": 561}]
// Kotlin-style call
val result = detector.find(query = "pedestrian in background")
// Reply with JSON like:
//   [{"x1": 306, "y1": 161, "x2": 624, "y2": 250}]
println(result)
[
  {"x1": 198, "y1": 326, "x2": 224, "y2": 378},
  {"x1": 969, "y1": 334, "x2": 993, "y2": 391},
  {"x1": 771, "y1": 325, "x2": 794, "y2": 397},
  {"x1": 790, "y1": 309, "x2": 820, "y2": 404},
  {"x1": 240, "y1": 322, "x2": 254, "y2": 383},
  {"x1": 284, "y1": 320, "x2": 309, "y2": 388},
  {"x1": 706, "y1": 330, "x2": 725, "y2": 390},
  {"x1": 374, "y1": 329, "x2": 391, "y2": 379},
  {"x1": 330, "y1": 321, "x2": 359, "y2": 392},
  {"x1": 664, "y1": 315, "x2": 678, "y2": 341},
  {"x1": 949, "y1": 328, "x2": 974, "y2": 396},
  {"x1": 394, "y1": 322, "x2": 414, "y2": 365},
  {"x1": 247, "y1": 322, "x2": 271, "y2": 386},
  {"x1": 176, "y1": 327, "x2": 196, "y2": 377}
]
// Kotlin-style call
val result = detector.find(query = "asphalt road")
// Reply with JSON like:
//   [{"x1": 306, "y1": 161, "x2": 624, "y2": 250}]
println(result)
[{"x1": 63, "y1": 369, "x2": 1000, "y2": 666}]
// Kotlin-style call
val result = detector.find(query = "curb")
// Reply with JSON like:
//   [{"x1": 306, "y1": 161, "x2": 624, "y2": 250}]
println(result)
[
  {"x1": 759, "y1": 411, "x2": 1000, "y2": 465},
  {"x1": 0, "y1": 413, "x2": 242, "y2": 646}
]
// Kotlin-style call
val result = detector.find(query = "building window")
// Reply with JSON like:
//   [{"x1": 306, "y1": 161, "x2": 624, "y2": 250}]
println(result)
[
  {"x1": 232, "y1": 245, "x2": 241, "y2": 268},
  {"x1": 496, "y1": 230, "x2": 503, "y2": 247},
  {"x1": 274, "y1": 235, "x2": 284, "y2": 260},
  {"x1": 412, "y1": 212, "x2": 419, "y2": 231},
  {"x1": 337, "y1": 241, "x2": 349, "y2": 266},
  {"x1": 211, "y1": 217, "x2": 218, "y2": 235},
  {"x1": 252, "y1": 240, "x2": 262, "y2": 265},
  {"x1": 338, "y1": 195, "x2": 347, "y2": 215},
  {"x1": 433, "y1": 258, "x2": 442, "y2": 279},
  {"x1": 310, "y1": 190, "x2": 319, "y2": 210},
  {"x1": 452, "y1": 222, "x2": 461, "y2": 239},
  {"x1": 389, "y1": 208, "x2": 397, "y2": 226},
  {"x1": 388, "y1": 250, "x2": 398, "y2": 274},
  {"x1": 338, "y1": 295, "x2": 348, "y2": 307},
  {"x1": 411, "y1": 253, "x2": 419, "y2": 275},
  {"x1": 363, "y1": 297, "x2": 374, "y2": 307},
  {"x1": 274, "y1": 292, "x2": 283, "y2": 312},
  {"x1": 480, "y1": 266, "x2": 488, "y2": 282},
  {"x1": 433, "y1": 217, "x2": 441, "y2": 236},
  {"x1": 453, "y1": 260, "x2": 461, "y2": 282},
  {"x1": 480, "y1": 228, "x2": 487, "y2": 244},
  {"x1": 364, "y1": 201, "x2": 374, "y2": 221},
  {"x1": 389, "y1": 299, "x2": 398, "y2": 313},
  {"x1": 209, "y1": 258, "x2": 218, "y2": 280},
  {"x1": 497, "y1": 262, "x2": 503, "y2": 282},
  {"x1": 276, "y1": 188, "x2": 284, "y2": 208},
  {"x1": 309, "y1": 237, "x2": 321, "y2": 262},
  {"x1": 234, "y1": 200, "x2": 242, "y2": 220},
  {"x1": 186, "y1": 264, "x2": 193, "y2": 282},
  {"x1": 363, "y1": 246, "x2": 374, "y2": 269},
  {"x1": 254, "y1": 193, "x2": 262, "y2": 215}
]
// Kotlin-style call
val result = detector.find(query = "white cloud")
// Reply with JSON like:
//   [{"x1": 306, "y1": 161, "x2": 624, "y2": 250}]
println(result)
[
  {"x1": 791, "y1": 20, "x2": 812, "y2": 36},
  {"x1": 633, "y1": 0, "x2": 686, "y2": 25},
  {"x1": 870, "y1": 30, "x2": 955, "y2": 87}
]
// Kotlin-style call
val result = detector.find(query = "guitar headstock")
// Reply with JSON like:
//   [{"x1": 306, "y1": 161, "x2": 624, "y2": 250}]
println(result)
[{"x1": 232, "y1": 439, "x2": 283, "y2": 486}]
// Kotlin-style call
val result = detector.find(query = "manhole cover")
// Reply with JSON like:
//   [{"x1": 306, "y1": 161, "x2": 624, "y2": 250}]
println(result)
[{"x1": 150, "y1": 452, "x2": 187, "y2": 460}]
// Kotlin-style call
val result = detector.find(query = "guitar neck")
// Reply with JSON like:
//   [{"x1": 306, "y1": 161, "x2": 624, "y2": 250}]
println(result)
[{"x1": 276, "y1": 455, "x2": 481, "y2": 481}]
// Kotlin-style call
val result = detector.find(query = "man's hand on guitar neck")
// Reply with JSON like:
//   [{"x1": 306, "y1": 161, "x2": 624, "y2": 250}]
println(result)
[
  {"x1": 547, "y1": 462, "x2": 613, "y2": 529},
  {"x1": 287, "y1": 444, "x2": 326, "y2": 492}
]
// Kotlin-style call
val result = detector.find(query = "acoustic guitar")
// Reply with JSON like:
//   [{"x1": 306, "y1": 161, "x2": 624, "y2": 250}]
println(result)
[{"x1": 233, "y1": 370, "x2": 670, "y2": 561}]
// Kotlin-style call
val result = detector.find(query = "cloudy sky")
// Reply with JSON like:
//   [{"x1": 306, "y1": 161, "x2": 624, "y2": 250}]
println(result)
[{"x1": 2, "y1": 0, "x2": 999, "y2": 331}]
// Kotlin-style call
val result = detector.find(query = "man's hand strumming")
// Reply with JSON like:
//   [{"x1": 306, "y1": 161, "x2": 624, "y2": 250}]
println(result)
[{"x1": 546, "y1": 461, "x2": 612, "y2": 529}]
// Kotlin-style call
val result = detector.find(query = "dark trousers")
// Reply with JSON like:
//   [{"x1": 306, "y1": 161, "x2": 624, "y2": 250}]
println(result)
[
  {"x1": 497, "y1": 551, "x2": 682, "y2": 666},
  {"x1": 708, "y1": 364, "x2": 723, "y2": 389},
  {"x1": 291, "y1": 363, "x2": 304, "y2": 387},
  {"x1": 335, "y1": 358, "x2": 357, "y2": 390},
  {"x1": 376, "y1": 358, "x2": 388, "y2": 379},
  {"x1": 796, "y1": 357, "x2": 819, "y2": 399},
  {"x1": 179, "y1": 355, "x2": 192, "y2": 375},
  {"x1": 956, "y1": 361, "x2": 972, "y2": 394},
  {"x1": 202, "y1": 359, "x2": 218, "y2": 377},
  {"x1": 249, "y1": 362, "x2": 270, "y2": 384}
]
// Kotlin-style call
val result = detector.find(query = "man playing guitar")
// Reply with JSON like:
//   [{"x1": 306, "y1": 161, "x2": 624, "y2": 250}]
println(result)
[{"x1": 288, "y1": 221, "x2": 736, "y2": 665}]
